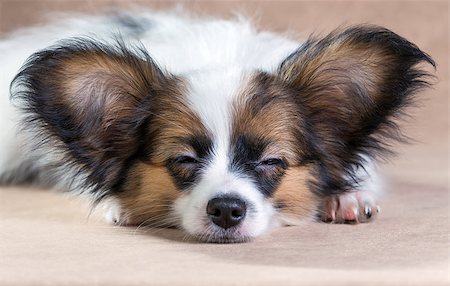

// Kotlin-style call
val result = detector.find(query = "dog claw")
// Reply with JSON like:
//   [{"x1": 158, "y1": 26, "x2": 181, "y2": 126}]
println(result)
[{"x1": 364, "y1": 205, "x2": 372, "y2": 219}]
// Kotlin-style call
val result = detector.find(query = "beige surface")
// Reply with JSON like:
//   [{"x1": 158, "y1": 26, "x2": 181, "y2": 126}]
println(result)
[
  {"x1": 0, "y1": 1, "x2": 449, "y2": 285},
  {"x1": 1, "y1": 181, "x2": 449, "y2": 286}
]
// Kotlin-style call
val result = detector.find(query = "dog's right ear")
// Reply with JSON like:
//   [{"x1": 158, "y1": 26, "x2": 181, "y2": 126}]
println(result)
[
  {"x1": 277, "y1": 25, "x2": 435, "y2": 194},
  {"x1": 11, "y1": 38, "x2": 180, "y2": 197}
]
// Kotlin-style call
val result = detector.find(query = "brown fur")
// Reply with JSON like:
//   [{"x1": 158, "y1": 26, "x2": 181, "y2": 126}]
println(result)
[
  {"x1": 272, "y1": 167, "x2": 318, "y2": 222},
  {"x1": 117, "y1": 162, "x2": 181, "y2": 227}
]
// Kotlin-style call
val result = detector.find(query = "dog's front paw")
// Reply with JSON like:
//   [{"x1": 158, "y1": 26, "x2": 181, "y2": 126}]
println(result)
[
  {"x1": 320, "y1": 191, "x2": 380, "y2": 224},
  {"x1": 101, "y1": 198, "x2": 131, "y2": 226}
]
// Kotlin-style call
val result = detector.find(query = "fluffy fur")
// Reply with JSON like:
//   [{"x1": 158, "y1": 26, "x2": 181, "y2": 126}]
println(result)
[{"x1": 0, "y1": 10, "x2": 434, "y2": 242}]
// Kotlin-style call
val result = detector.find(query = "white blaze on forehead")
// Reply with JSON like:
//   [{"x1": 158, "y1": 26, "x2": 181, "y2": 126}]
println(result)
[{"x1": 185, "y1": 67, "x2": 245, "y2": 159}]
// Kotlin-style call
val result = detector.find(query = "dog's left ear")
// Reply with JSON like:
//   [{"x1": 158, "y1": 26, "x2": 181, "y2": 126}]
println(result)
[{"x1": 278, "y1": 25, "x2": 435, "y2": 192}]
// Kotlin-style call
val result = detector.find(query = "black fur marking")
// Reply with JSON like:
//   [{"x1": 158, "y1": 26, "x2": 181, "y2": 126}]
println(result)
[
  {"x1": 110, "y1": 114, "x2": 154, "y2": 194},
  {"x1": 230, "y1": 135, "x2": 287, "y2": 197},
  {"x1": 112, "y1": 13, "x2": 153, "y2": 37},
  {"x1": 231, "y1": 135, "x2": 269, "y2": 165},
  {"x1": 181, "y1": 135, "x2": 214, "y2": 160},
  {"x1": 166, "y1": 135, "x2": 213, "y2": 190},
  {"x1": 0, "y1": 162, "x2": 46, "y2": 186}
]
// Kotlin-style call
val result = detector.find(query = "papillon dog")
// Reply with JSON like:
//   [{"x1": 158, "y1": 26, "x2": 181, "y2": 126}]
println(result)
[{"x1": 0, "y1": 10, "x2": 434, "y2": 242}]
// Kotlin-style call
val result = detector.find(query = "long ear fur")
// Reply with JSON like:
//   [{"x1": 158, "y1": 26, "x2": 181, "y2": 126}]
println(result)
[
  {"x1": 10, "y1": 38, "x2": 180, "y2": 199},
  {"x1": 278, "y1": 25, "x2": 435, "y2": 195}
]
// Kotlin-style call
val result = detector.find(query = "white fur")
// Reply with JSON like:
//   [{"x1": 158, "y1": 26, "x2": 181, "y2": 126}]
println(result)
[{"x1": 347, "y1": 156, "x2": 384, "y2": 203}]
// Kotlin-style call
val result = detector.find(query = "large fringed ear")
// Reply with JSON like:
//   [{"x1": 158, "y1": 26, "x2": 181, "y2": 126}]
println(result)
[
  {"x1": 11, "y1": 38, "x2": 180, "y2": 198},
  {"x1": 278, "y1": 25, "x2": 435, "y2": 194}
]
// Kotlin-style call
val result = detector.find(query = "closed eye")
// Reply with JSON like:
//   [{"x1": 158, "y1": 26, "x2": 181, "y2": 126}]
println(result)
[
  {"x1": 166, "y1": 154, "x2": 203, "y2": 190},
  {"x1": 257, "y1": 158, "x2": 287, "y2": 168},
  {"x1": 172, "y1": 155, "x2": 200, "y2": 165},
  {"x1": 258, "y1": 158, "x2": 283, "y2": 166}
]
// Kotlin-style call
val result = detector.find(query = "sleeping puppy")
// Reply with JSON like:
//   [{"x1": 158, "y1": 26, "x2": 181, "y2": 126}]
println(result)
[{"x1": 0, "y1": 10, "x2": 434, "y2": 242}]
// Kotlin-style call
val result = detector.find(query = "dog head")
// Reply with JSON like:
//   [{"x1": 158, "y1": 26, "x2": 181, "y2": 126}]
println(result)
[{"x1": 11, "y1": 25, "x2": 434, "y2": 242}]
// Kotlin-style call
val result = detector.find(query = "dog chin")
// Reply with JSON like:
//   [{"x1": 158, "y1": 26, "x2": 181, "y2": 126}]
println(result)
[
  {"x1": 194, "y1": 226, "x2": 253, "y2": 243},
  {"x1": 188, "y1": 221, "x2": 266, "y2": 243}
]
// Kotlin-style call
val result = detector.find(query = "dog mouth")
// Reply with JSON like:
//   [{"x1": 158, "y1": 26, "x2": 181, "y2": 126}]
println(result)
[{"x1": 194, "y1": 226, "x2": 252, "y2": 243}]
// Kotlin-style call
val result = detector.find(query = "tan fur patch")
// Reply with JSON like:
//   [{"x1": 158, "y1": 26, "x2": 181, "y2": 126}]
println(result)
[
  {"x1": 116, "y1": 162, "x2": 182, "y2": 227},
  {"x1": 272, "y1": 167, "x2": 319, "y2": 223},
  {"x1": 57, "y1": 47, "x2": 167, "y2": 125}
]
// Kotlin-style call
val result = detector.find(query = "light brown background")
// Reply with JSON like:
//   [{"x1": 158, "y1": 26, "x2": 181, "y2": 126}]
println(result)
[{"x1": 0, "y1": 1, "x2": 448, "y2": 285}]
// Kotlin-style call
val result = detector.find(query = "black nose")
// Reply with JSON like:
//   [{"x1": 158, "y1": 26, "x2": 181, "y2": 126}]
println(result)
[{"x1": 206, "y1": 197, "x2": 247, "y2": 229}]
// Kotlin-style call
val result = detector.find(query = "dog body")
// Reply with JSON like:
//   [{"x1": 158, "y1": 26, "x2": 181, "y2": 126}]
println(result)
[{"x1": 0, "y1": 10, "x2": 433, "y2": 242}]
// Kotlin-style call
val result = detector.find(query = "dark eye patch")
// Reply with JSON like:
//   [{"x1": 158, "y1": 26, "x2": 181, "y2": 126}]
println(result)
[
  {"x1": 230, "y1": 135, "x2": 288, "y2": 197},
  {"x1": 166, "y1": 135, "x2": 213, "y2": 190},
  {"x1": 231, "y1": 135, "x2": 269, "y2": 167},
  {"x1": 166, "y1": 158, "x2": 201, "y2": 190},
  {"x1": 178, "y1": 135, "x2": 214, "y2": 159}
]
